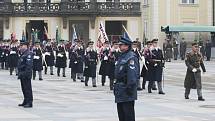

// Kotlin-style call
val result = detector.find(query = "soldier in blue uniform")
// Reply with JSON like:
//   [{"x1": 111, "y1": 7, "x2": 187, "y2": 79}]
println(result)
[
  {"x1": 84, "y1": 41, "x2": 98, "y2": 87},
  {"x1": 109, "y1": 41, "x2": 120, "y2": 90},
  {"x1": 44, "y1": 39, "x2": 55, "y2": 75},
  {"x1": 148, "y1": 39, "x2": 165, "y2": 94},
  {"x1": 141, "y1": 41, "x2": 152, "y2": 90},
  {"x1": 8, "y1": 39, "x2": 19, "y2": 75},
  {"x1": 32, "y1": 41, "x2": 43, "y2": 80},
  {"x1": 55, "y1": 40, "x2": 67, "y2": 77},
  {"x1": 69, "y1": 39, "x2": 85, "y2": 82},
  {"x1": 114, "y1": 36, "x2": 139, "y2": 121},
  {"x1": 1, "y1": 40, "x2": 10, "y2": 70},
  {"x1": 17, "y1": 40, "x2": 33, "y2": 108},
  {"x1": 99, "y1": 41, "x2": 111, "y2": 86},
  {"x1": 131, "y1": 40, "x2": 142, "y2": 90}
]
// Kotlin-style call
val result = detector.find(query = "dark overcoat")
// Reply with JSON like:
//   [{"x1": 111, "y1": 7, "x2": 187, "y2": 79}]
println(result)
[
  {"x1": 184, "y1": 51, "x2": 206, "y2": 89},
  {"x1": 33, "y1": 48, "x2": 43, "y2": 71}
]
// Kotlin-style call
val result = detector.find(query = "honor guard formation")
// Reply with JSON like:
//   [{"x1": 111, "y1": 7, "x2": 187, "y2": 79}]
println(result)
[{"x1": 0, "y1": 33, "x2": 210, "y2": 121}]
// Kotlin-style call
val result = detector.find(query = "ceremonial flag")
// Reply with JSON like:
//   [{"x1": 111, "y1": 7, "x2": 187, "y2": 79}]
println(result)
[
  {"x1": 56, "y1": 26, "x2": 61, "y2": 44},
  {"x1": 99, "y1": 22, "x2": 109, "y2": 43},
  {"x1": 122, "y1": 25, "x2": 133, "y2": 42}
]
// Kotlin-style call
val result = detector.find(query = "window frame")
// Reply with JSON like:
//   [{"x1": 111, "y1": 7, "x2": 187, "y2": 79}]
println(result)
[{"x1": 181, "y1": 0, "x2": 198, "y2": 4}]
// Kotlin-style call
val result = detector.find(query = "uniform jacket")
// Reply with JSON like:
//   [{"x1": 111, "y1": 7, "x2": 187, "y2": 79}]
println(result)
[
  {"x1": 83, "y1": 48, "x2": 98, "y2": 77},
  {"x1": 44, "y1": 45, "x2": 55, "y2": 66},
  {"x1": 99, "y1": 47, "x2": 111, "y2": 76},
  {"x1": 55, "y1": 45, "x2": 67, "y2": 68},
  {"x1": 8, "y1": 45, "x2": 19, "y2": 68},
  {"x1": 33, "y1": 48, "x2": 43, "y2": 71},
  {"x1": 114, "y1": 50, "x2": 139, "y2": 103},
  {"x1": 17, "y1": 49, "x2": 33, "y2": 79}
]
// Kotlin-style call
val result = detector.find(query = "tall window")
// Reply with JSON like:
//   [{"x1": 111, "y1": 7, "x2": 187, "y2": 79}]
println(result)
[{"x1": 181, "y1": 0, "x2": 196, "y2": 4}]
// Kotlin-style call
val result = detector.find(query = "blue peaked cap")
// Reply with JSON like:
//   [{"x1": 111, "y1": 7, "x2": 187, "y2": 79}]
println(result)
[{"x1": 119, "y1": 32, "x2": 132, "y2": 45}]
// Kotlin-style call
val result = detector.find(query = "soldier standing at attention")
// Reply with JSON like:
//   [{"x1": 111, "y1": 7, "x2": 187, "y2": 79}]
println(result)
[
  {"x1": 99, "y1": 41, "x2": 111, "y2": 86},
  {"x1": 8, "y1": 39, "x2": 19, "y2": 75},
  {"x1": 148, "y1": 39, "x2": 165, "y2": 94},
  {"x1": 205, "y1": 40, "x2": 212, "y2": 61},
  {"x1": 17, "y1": 40, "x2": 33, "y2": 108},
  {"x1": 84, "y1": 41, "x2": 98, "y2": 87},
  {"x1": 55, "y1": 40, "x2": 67, "y2": 77},
  {"x1": 114, "y1": 35, "x2": 139, "y2": 121},
  {"x1": 184, "y1": 42, "x2": 206, "y2": 101},
  {"x1": 32, "y1": 41, "x2": 43, "y2": 81},
  {"x1": 44, "y1": 39, "x2": 55, "y2": 75},
  {"x1": 180, "y1": 38, "x2": 187, "y2": 60}
]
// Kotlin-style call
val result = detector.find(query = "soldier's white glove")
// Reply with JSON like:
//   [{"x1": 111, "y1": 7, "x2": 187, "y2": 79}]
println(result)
[
  {"x1": 192, "y1": 68, "x2": 197, "y2": 73},
  {"x1": 154, "y1": 63, "x2": 158, "y2": 67}
]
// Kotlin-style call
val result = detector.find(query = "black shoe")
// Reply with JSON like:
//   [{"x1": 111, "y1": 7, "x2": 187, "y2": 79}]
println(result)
[
  {"x1": 81, "y1": 80, "x2": 85, "y2": 82},
  {"x1": 73, "y1": 79, "x2": 76, "y2": 82},
  {"x1": 63, "y1": 75, "x2": 66, "y2": 77},
  {"x1": 45, "y1": 72, "x2": 47, "y2": 75},
  {"x1": 137, "y1": 87, "x2": 143, "y2": 91},
  {"x1": 198, "y1": 97, "x2": 205, "y2": 101},
  {"x1": 18, "y1": 103, "x2": 25, "y2": 106},
  {"x1": 148, "y1": 89, "x2": 152, "y2": 93},
  {"x1": 102, "y1": 83, "x2": 105, "y2": 86},
  {"x1": 93, "y1": 85, "x2": 97, "y2": 87},
  {"x1": 23, "y1": 103, "x2": 33, "y2": 108},
  {"x1": 50, "y1": 73, "x2": 54, "y2": 75},
  {"x1": 158, "y1": 91, "x2": 165, "y2": 95},
  {"x1": 33, "y1": 78, "x2": 35, "y2": 80},
  {"x1": 39, "y1": 78, "x2": 43, "y2": 81},
  {"x1": 185, "y1": 95, "x2": 189, "y2": 99},
  {"x1": 57, "y1": 74, "x2": 60, "y2": 77},
  {"x1": 85, "y1": 83, "x2": 88, "y2": 86}
]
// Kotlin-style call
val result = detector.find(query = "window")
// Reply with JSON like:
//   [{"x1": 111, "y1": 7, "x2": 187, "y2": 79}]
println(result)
[
  {"x1": 32, "y1": 0, "x2": 46, "y2": 3},
  {"x1": 181, "y1": 0, "x2": 196, "y2": 4}
]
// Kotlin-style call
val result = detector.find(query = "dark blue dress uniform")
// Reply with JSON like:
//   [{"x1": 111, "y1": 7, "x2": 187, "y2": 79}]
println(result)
[
  {"x1": 114, "y1": 36, "x2": 139, "y2": 121},
  {"x1": 99, "y1": 46, "x2": 111, "y2": 86},
  {"x1": 32, "y1": 47, "x2": 43, "y2": 80},
  {"x1": 148, "y1": 39, "x2": 165, "y2": 94},
  {"x1": 83, "y1": 42, "x2": 98, "y2": 87},
  {"x1": 8, "y1": 43, "x2": 19, "y2": 75},
  {"x1": 44, "y1": 43, "x2": 55, "y2": 75},
  {"x1": 55, "y1": 44, "x2": 67, "y2": 77},
  {"x1": 69, "y1": 45, "x2": 85, "y2": 82},
  {"x1": 1, "y1": 44, "x2": 10, "y2": 70},
  {"x1": 17, "y1": 46, "x2": 33, "y2": 108}
]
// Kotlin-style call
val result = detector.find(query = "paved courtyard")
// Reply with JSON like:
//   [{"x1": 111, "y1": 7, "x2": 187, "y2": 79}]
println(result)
[{"x1": 0, "y1": 60, "x2": 215, "y2": 121}]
